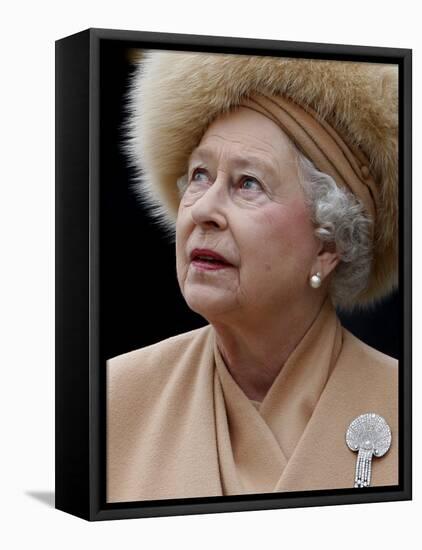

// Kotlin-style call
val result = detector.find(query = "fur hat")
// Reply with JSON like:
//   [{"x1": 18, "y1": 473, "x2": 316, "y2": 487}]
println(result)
[{"x1": 124, "y1": 50, "x2": 398, "y2": 307}]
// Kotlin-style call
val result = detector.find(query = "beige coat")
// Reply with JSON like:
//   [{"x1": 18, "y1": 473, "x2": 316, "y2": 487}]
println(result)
[{"x1": 106, "y1": 299, "x2": 398, "y2": 503}]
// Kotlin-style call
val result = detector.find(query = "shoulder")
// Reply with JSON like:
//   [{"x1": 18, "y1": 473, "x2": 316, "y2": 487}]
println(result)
[
  {"x1": 108, "y1": 324, "x2": 213, "y2": 367},
  {"x1": 107, "y1": 324, "x2": 213, "y2": 396},
  {"x1": 342, "y1": 328, "x2": 397, "y2": 367},
  {"x1": 340, "y1": 327, "x2": 398, "y2": 393}
]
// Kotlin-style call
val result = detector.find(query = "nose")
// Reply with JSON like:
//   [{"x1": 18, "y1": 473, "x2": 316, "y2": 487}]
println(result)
[{"x1": 190, "y1": 173, "x2": 229, "y2": 230}]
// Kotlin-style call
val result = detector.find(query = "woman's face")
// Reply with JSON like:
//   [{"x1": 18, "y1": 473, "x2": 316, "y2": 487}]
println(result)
[{"x1": 175, "y1": 107, "x2": 322, "y2": 325}]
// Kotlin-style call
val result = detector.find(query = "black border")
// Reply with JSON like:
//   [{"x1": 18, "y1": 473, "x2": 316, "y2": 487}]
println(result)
[{"x1": 55, "y1": 28, "x2": 412, "y2": 521}]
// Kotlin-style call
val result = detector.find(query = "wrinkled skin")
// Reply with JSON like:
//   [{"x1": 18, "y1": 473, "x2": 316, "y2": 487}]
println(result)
[{"x1": 175, "y1": 107, "x2": 339, "y2": 400}]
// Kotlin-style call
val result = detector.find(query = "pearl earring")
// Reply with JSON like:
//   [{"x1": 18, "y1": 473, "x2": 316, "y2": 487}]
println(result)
[{"x1": 310, "y1": 272, "x2": 322, "y2": 289}]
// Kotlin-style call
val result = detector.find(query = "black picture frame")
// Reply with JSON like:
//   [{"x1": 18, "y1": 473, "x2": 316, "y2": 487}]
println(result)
[{"x1": 55, "y1": 28, "x2": 412, "y2": 521}]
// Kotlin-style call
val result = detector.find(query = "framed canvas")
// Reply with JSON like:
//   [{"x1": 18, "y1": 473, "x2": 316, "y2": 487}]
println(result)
[{"x1": 55, "y1": 28, "x2": 412, "y2": 521}]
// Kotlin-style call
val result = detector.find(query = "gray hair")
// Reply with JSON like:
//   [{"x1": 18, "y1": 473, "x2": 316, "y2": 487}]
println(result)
[
  {"x1": 295, "y1": 150, "x2": 373, "y2": 310},
  {"x1": 176, "y1": 148, "x2": 373, "y2": 310}
]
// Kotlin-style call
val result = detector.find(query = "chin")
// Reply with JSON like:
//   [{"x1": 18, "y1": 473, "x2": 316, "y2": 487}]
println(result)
[{"x1": 183, "y1": 290, "x2": 232, "y2": 320}]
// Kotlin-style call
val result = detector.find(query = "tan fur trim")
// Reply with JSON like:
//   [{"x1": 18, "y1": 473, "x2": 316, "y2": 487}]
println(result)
[{"x1": 124, "y1": 50, "x2": 398, "y2": 308}]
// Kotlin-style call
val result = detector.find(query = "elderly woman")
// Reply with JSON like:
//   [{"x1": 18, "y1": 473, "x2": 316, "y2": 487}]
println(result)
[{"x1": 106, "y1": 51, "x2": 398, "y2": 502}]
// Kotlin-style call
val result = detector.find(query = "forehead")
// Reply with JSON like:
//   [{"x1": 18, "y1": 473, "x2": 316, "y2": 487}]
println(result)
[{"x1": 188, "y1": 107, "x2": 296, "y2": 172}]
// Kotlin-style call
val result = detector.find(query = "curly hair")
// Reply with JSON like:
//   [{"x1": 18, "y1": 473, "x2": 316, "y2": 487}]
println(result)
[{"x1": 295, "y1": 150, "x2": 373, "y2": 310}]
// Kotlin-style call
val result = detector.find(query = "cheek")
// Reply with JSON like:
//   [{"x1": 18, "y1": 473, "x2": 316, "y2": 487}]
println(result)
[
  {"x1": 254, "y1": 201, "x2": 317, "y2": 266},
  {"x1": 175, "y1": 208, "x2": 196, "y2": 280},
  {"x1": 175, "y1": 215, "x2": 188, "y2": 268}
]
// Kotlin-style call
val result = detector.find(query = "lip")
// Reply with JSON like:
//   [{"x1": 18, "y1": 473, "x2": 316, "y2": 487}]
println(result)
[
  {"x1": 190, "y1": 248, "x2": 232, "y2": 265},
  {"x1": 190, "y1": 248, "x2": 234, "y2": 271}
]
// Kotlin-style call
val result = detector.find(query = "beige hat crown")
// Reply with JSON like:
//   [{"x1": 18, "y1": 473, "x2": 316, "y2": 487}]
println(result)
[{"x1": 124, "y1": 50, "x2": 398, "y2": 307}]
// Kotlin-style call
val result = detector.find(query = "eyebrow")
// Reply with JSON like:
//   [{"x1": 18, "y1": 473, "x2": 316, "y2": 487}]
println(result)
[{"x1": 188, "y1": 147, "x2": 278, "y2": 177}]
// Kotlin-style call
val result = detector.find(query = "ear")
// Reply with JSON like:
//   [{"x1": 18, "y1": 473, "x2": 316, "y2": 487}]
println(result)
[{"x1": 310, "y1": 241, "x2": 340, "y2": 281}]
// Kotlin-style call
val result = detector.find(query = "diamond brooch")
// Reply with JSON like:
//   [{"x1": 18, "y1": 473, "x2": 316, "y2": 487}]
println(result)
[{"x1": 346, "y1": 413, "x2": 392, "y2": 488}]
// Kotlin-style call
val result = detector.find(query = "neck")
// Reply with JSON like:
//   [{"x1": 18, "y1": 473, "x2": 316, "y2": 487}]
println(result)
[{"x1": 212, "y1": 296, "x2": 327, "y2": 402}]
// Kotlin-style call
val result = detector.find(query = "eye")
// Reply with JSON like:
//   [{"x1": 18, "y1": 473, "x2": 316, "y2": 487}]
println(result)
[
  {"x1": 239, "y1": 176, "x2": 262, "y2": 192},
  {"x1": 191, "y1": 168, "x2": 210, "y2": 182}
]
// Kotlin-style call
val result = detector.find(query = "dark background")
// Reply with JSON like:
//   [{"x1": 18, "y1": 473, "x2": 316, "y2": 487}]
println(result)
[{"x1": 99, "y1": 41, "x2": 400, "y2": 362}]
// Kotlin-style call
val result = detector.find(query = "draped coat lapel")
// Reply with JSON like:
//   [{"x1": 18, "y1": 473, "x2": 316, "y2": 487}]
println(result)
[
  {"x1": 213, "y1": 299, "x2": 343, "y2": 494},
  {"x1": 274, "y1": 329, "x2": 398, "y2": 492},
  {"x1": 107, "y1": 302, "x2": 398, "y2": 503}
]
